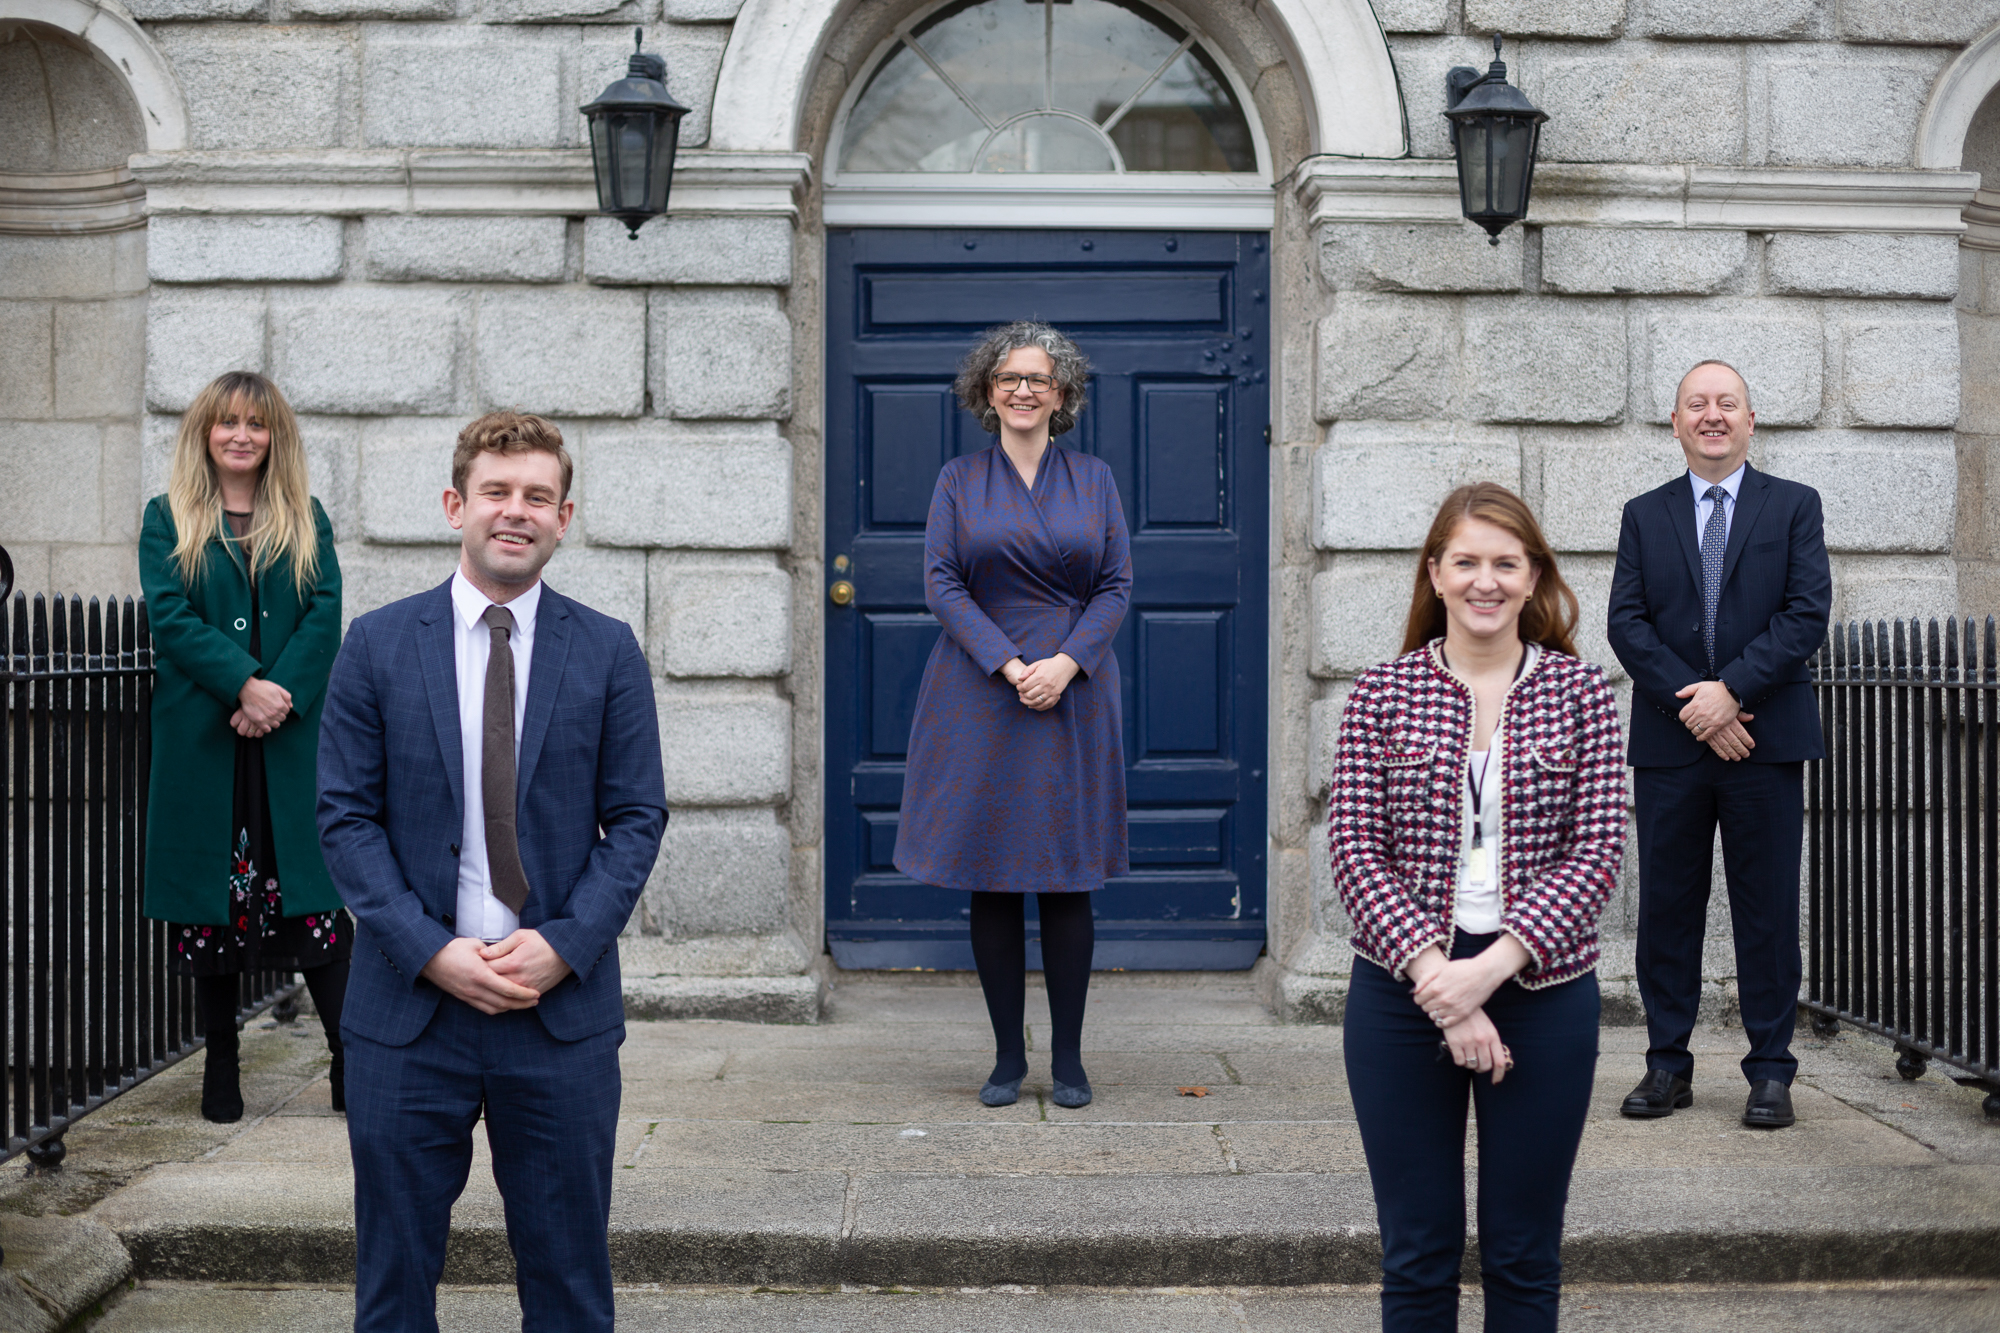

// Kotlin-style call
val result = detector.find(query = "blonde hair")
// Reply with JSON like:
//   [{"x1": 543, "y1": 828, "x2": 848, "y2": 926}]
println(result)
[
  {"x1": 1400, "y1": 482, "x2": 1579, "y2": 658},
  {"x1": 167, "y1": 371, "x2": 320, "y2": 595}
]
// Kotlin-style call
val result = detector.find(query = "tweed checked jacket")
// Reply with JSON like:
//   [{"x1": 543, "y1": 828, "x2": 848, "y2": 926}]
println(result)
[{"x1": 1328, "y1": 641, "x2": 1627, "y2": 990}]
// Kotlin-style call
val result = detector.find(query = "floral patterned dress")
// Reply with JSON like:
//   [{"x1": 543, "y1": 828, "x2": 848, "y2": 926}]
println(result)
[{"x1": 169, "y1": 513, "x2": 353, "y2": 977}]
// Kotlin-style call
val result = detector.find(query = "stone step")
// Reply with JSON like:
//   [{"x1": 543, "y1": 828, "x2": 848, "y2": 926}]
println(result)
[{"x1": 81, "y1": 1280, "x2": 2000, "y2": 1333}]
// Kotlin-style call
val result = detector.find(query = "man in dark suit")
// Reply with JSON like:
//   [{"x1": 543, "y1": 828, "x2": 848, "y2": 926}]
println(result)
[
  {"x1": 318, "y1": 410, "x2": 667, "y2": 1330},
  {"x1": 1607, "y1": 359, "x2": 1831, "y2": 1131}
]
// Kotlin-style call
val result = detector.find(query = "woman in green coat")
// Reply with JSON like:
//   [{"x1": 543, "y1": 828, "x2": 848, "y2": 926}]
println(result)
[{"x1": 140, "y1": 370, "x2": 348, "y2": 1123}]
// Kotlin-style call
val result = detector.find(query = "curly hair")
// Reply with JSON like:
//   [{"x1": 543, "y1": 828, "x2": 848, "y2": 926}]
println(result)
[
  {"x1": 952, "y1": 321, "x2": 1091, "y2": 437},
  {"x1": 451, "y1": 411, "x2": 574, "y2": 500}
]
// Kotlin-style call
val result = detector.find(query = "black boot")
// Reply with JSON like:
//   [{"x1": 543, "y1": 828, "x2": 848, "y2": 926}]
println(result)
[
  {"x1": 327, "y1": 1044, "x2": 345, "y2": 1114},
  {"x1": 303, "y1": 958, "x2": 351, "y2": 1115},
  {"x1": 200, "y1": 1026, "x2": 244, "y2": 1123}
]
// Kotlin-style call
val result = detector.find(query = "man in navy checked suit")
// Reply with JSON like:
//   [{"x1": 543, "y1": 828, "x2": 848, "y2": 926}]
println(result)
[
  {"x1": 319, "y1": 411, "x2": 667, "y2": 1331},
  {"x1": 1607, "y1": 360, "x2": 1830, "y2": 1132}
]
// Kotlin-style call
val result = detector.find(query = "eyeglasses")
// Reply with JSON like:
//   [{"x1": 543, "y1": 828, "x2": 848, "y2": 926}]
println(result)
[{"x1": 992, "y1": 373, "x2": 1059, "y2": 394}]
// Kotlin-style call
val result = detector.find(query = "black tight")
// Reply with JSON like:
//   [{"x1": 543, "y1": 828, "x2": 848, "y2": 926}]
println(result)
[
  {"x1": 968, "y1": 891, "x2": 1095, "y2": 1087},
  {"x1": 196, "y1": 957, "x2": 349, "y2": 1047}
]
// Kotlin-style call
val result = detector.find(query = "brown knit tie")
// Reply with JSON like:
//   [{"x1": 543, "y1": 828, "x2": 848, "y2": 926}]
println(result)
[{"x1": 481, "y1": 604, "x2": 531, "y2": 916}]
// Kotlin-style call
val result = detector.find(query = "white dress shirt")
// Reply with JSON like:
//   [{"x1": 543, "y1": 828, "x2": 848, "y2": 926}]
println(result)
[
  {"x1": 450, "y1": 570, "x2": 541, "y2": 941},
  {"x1": 1689, "y1": 463, "x2": 1746, "y2": 547}
]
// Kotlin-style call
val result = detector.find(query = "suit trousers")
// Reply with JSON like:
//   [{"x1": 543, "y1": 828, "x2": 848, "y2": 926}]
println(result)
[
  {"x1": 1633, "y1": 755, "x2": 1803, "y2": 1086},
  {"x1": 346, "y1": 995, "x2": 623, "y2": 1333},
  {"x1": 1344, "y1": 932, "x2": 1600, "y2": 1333}
]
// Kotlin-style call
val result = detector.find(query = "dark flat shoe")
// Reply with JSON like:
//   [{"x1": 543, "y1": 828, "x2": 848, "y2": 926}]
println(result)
[
  {"x1": 1743, "y1": 1079, "x2": 1796, "y2": 1128},
  {"x1": 1620, "y1": 1070, "x2": 1692, "y2": 1119},
  {"x1": 1051, "y1": 1078, "x2": 1092, "y2": 1109},
  {"x1": 979, "y1": 1076, "x2": 1024, "y2": 1107}
]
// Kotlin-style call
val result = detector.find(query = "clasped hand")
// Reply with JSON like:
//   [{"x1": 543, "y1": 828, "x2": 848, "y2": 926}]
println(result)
[
  {"x1": 1407, "y1": 937, "x2": 1532, "y2": 1083},
  {"x1": 230, "y1": 676, "x2": 293, "y2": 738},
  {"x1": 420, "y1": 930, "x2": 574, "y2": 1015},
  {"x1": 1001, "y1": 653, "x2": 1079, "y2": 712},
  {"x1": 1675, "y1": 679, "x2": 1755, "y2": 761}
]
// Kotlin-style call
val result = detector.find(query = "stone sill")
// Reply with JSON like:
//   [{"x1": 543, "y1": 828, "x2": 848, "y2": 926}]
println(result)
[
  {"x1": 128, "y1": 149, "x2": 814, "y2": 219},
  {"x1": 1298, "y1": 159, "x2": 1982, "y2": 234}
]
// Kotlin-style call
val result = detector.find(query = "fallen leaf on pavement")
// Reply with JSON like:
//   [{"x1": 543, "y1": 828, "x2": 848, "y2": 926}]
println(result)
[{"x1": 1177, "y1": 1086, "x2": 1209, "y2": 1097}]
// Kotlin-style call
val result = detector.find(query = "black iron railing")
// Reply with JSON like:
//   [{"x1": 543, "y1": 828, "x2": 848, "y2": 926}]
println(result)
[
  {"x1": 1808, "y1": 617, "x2": 2000, "y2": 1120},
  {"x1": 0, "y1": 545, "x2": 300, "y2": 1169}
]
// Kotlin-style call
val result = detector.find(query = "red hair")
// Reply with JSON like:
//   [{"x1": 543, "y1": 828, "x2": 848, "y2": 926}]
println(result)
[{"x1": 1399, "y1": 483, "x2": 1579, "y2": 657}]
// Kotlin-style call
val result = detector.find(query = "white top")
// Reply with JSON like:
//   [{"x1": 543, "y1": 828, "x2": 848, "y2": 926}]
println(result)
[
  {"x1": 1455, "y1": 731, "x2": 1504, "y2": 935},
  {"x1": 450, "y1": 571, "x2": 541, "y2": 942},
  {"x1": 1687, "y1": 463, "x2": 1746, "y2": 546}
]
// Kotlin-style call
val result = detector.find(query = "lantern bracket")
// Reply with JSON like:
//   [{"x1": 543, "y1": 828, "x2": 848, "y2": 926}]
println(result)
[{"x1": 1445, "y1": 33, "x2": 1508, "y2": 121}]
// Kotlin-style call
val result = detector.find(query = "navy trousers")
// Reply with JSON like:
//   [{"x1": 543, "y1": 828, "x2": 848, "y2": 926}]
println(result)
[
  {"x1": 1633, "y1": 755, "x2": 1803, "y2": 1086},
  {"x1": 346, "y1": 996, "x2": 623, "y2": 1333},
  {"x1": 1344, "y1": 933, "x2": 1600, "y2": 1333}
]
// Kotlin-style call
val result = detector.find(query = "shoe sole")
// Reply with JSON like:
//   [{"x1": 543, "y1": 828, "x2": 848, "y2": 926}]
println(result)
[
  {"x1": 1619, "y1": 1092, "x2": 1693, "y2": 1119},
  {"x1": 1742, "y1": 1112, "x2": 1795, "y2": 1128}
]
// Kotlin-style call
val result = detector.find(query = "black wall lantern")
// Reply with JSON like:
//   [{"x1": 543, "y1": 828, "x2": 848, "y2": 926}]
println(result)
[
  {"x1": 580, "y1": 28, "x2": 690, "y2": 239},
  {"x1": 1444, "y1": 34, "x2": 1548, "y2": 245}
]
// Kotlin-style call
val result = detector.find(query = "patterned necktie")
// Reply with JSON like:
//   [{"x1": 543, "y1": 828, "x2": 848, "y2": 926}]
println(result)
[
  {"x1": 481, "y1": 604, "x2": 531, "y2": 915},
  {"x1": 1700, "y1": 484, "x2": 1729, "y2": 672}
]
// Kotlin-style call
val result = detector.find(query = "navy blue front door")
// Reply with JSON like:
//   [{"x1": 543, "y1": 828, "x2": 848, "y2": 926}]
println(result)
[{"x1": 824, "y1": 228, "x2": 1269, "y2": 970}]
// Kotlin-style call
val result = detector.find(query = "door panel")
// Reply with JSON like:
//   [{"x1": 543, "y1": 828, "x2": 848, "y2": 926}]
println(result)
[{"x1": 825, "y1": 228, "x2": 1269, "y2": 971}]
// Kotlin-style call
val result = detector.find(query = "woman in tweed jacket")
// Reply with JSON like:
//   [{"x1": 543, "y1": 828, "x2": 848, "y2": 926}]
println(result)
[{"x1": 1329, "y1": 482, "x2": 1625, "y2": 1333}]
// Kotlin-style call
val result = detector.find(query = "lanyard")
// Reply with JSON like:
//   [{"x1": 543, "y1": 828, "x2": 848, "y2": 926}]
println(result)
[{"x1": 1468, "y1": 751, "x2": 1492, "y2": 850}]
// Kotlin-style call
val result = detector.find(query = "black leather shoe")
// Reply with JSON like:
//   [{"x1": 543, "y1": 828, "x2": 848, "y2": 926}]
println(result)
[
  {"x1": 1742, "y1": 1079, "x2": 1796, "y2": 1128},
  {"x1": 1620, "y1": 1070, "x2": 1692, "y2": 1119}
]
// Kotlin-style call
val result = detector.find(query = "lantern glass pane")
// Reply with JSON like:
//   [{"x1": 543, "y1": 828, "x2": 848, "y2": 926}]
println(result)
[
  {"x1": 613, "y1": 114, "x2": 653, "y2": 211},
  {"x1": 589, "y1": 117, "x2": 619, "y2": 213},
  {"x1": 1490, "y1": 118, "x2": 1533, "y2": 217},
  {"x1": 1455, "y1": 119, "x2": 1491, "y2": 214},
  {"x1": 645, "y1": 119, "x2": 680, "y2": 213}
]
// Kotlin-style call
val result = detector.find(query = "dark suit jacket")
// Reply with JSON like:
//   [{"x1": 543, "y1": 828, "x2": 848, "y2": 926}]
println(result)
[
  {"x1": 1606, "y1": 463, "x2": 1831, "y2": 767},
  {"x1": 317, "y1": 579, "x2": 667, "y2": 1047}
]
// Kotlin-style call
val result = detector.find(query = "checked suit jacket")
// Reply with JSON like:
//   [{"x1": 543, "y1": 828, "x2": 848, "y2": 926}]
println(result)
[
  {"x1": 317, "y1": 578, "x2": 667, "y2": 1047},
  {"x1": 1606, "y1": 462, "x2": 1832, "y2": 769}
]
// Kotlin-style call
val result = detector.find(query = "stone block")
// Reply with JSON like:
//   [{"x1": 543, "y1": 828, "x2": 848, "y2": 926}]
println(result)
[
  {"x1": 153, "y1": 25, "x2": 359, "y2": 150},
  {"x1": 1463, "y1": 296, "x2": 1626, "y2": 425},
  {"x1": 362, "y1": 29, "x2": 569, "y2": 149},
  {"x1": 1753, "y1": 47, "x2": 1950, "y2": 169},
  {"x1": 0, "y1": 422, "x2": 103, "y2": 543},
  {"x1": 298, "y1": 416, "x2": 360, "y2": 542},
  {"x1": 1305, "y1": 683, "x2": 1354, "y2": 800},
  {"x1": 124, "y1": 0, "x2": 263, "y2": 17},
  {"x1": 1645, "y1": 307, "x2": 1823, "y2": 426},
  {"x1": 51, "y1": 544, "x2": 140, "y2": 596},
  {"x1": 542, "y1": 542, "x2": 648, "y2": 641},
  {"x1": 336, "y1": 543, "x2": 460, "y2": 625},
  {"x1": 1766, "y1": 233, "x2": 1959, "y2": 300},
  {"x1": 270, "y1": 290, "x2": 464, "y2": 416},
  {"x1": 590, "y1": 424, "x2": 792, "y2": 548},
  {"x1": 1760, "y1": 431, "x2": 1955, "y2": 554},
  {"x1": 657, "y1": 685, "x2": 790, "y2": 804},
  {"x1": 0, "y1": 231, "x2": 146, "y2": 301},
  {"x1": 1311, "y1": 422, "x2": 1520, "y2": 550},
  {"x1": 357, "y1": 418, "x2": 459, "y2": 544},
  {"x1": 584, "y1": 214, "x2": 792, "y2": 286},
  {"x1": 1634, "y1": 0, "x2": 1819, "y2": 38},
  {"x1": 364, "y1": 216, "x2": 568, "y2": 283},
  {"x1": 1537, "y1": 426, "x2": 1688, "y2": 552},
  {"x1": 1314, "y1": 292, "x2": 1456, "y2": 423},
  {"x1": 1520, "y1": 46, "x2": 1743, "y2": 166},
  {"x1": 100, "y1": 421, "x2": 141, "y2": 543},
  {"x1": 293, "y1": 0, "x2": 454, "y2": 17},
  {"x1": 140, "y1": 414, "x2": 178, "y2": 504},
  {"x1": 583, "y1": 23, "x2": 728, "y2": 147},
  {"x1": 1839, "y1": 311, "x2": 1960, "y2": 429},
  {"x1": 1386, "y1": 37, "x2": 1488, "y2": 161},
  {"x1": 1369, "y1": 0, "x2": 1451, "y2": 31},
  {"x1": 1835, "y1": 0, "x2": 2000, "y2": 44},
  {"x1": 1464, "y1": 0, "x2": 1625, "y2": 38},
  {"x1": 652, "y1": 289, "x2": 792, "y2": 420},
  {"x1": 644, "y1": 810, "x2": 790, "y2": 936},
  {"x1": 1560, "y1": 552, "x2": 1624, "y2": 679},
  {"x1": 482, "y1": 0, "x2": 651, "y2": 23},
  {"x1": 1540, "y1": 228, "x2": 1748, "y2": 296},
  {"x1": 55, "y1": 295, "x2": 147, "y2": 419},
  {"x1": 0, "y1": 301, "x2": 52, "y2": 417},
  {"x1": 1962, "y1": 310, "x2": 2000, "y2": 436},
  {"x1": 476, "y1": 289, "x2": 646, "y2": 417},
  {"x1": 148, "y1": 216, "x2": 344, "y2": 284},
  {"x1": 145, "y1": 289, "x2": 266, "y2": 413},
  {"x1": 1314, "y1": 223, "x2": 1521, "y2": 294},
  {"x1": 1311, "y1": 554, "x2": 1414, "y2": 678},
  {"x1": 662, "y1": 0, "x2": 742, "y2": 16},
  {"x1": 1831, "y1": 554, "x2": 1956, "y2": 625},
  {"x1": 648, "y1": 554, "x2": 791, "y2": 677}
]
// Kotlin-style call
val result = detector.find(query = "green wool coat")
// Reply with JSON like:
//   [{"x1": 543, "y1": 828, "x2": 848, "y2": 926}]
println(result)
[{"x1": 138, "y1": 495, "x2": 343, "y2": 924}]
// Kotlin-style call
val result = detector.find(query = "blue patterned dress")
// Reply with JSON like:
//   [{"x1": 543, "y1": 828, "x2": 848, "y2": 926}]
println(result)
[{"x1": 893, "y1": 444, "x2": 1133, "y2": 892}]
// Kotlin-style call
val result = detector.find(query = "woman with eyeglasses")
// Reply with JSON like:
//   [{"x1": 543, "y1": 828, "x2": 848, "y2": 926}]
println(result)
[{"x1": 894, "y1": 321, "x2": 1132, "y2": 1110}]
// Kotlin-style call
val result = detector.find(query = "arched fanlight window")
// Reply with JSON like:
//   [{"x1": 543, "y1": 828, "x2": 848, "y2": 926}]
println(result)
[{"x1": 838, "y1": 0, "x2": 1257, "y2": 175}]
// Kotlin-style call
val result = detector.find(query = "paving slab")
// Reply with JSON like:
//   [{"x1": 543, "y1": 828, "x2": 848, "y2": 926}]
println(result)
[{"x1": 80, "y1": 1281, "x2": 2000, "y2": 1333}]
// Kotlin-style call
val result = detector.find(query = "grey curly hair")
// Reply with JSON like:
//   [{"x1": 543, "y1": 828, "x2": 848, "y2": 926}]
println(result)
[{"x1": 952, "y1": 321, "x2": 1091, "y2": 438}]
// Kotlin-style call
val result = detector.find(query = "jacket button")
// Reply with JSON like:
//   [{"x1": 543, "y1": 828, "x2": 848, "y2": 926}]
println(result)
[
  {"x1": 441, "y1": 913, "x2": 455, "y2": 927},
  {"x1": 234, "y1": 617, "x2": 247, "y2": 630},
  {"x1": 449, "y1": 843, "x2": 460, "y2": 856}
]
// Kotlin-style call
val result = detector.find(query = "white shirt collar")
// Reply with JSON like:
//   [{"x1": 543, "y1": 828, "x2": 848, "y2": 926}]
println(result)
[
  {"x1": 450, "y1": 569, "x2": 542, "y2": 637},
  {"x1": 1687, "y1": 462, "x2": 1747, "y2": 506}
]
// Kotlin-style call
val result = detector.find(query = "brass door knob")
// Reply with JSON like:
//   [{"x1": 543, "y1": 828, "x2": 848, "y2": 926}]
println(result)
[{"x1": 828, "y1": 580, "x2": 855, "y2": 606}]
